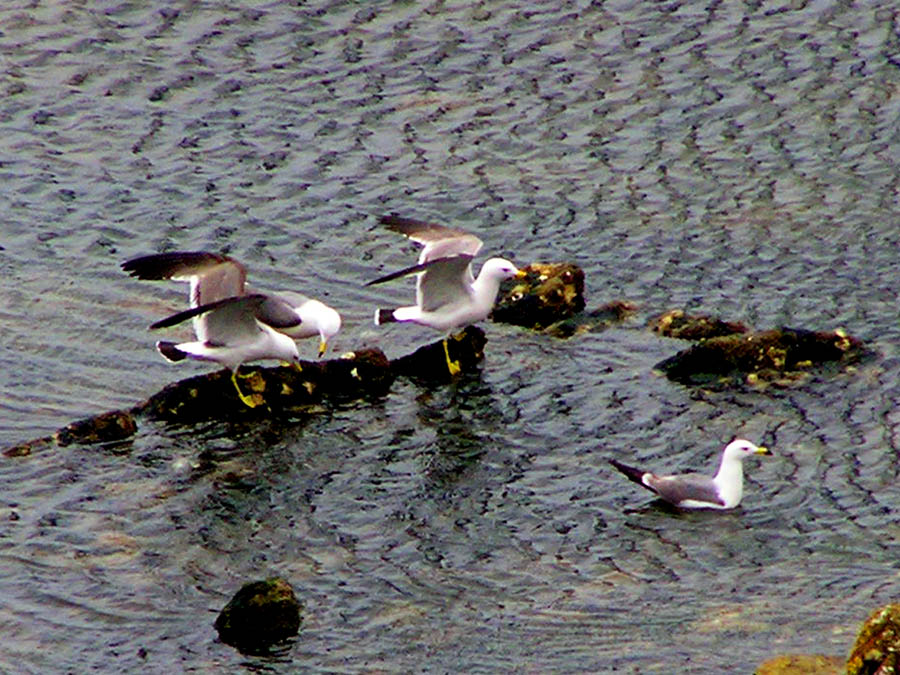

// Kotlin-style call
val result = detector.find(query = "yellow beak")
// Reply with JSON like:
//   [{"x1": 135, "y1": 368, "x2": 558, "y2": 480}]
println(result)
[
  {"x1": 318, "y1": 339, "x2": 328, "y2": 358},
  {"x1": 756, "y1": 446, "x2": 772, "y2": 456}
]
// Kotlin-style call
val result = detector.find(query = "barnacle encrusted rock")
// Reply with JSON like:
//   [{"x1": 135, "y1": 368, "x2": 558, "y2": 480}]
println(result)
[
  {"x1": 847, "y1": 603, "x2": 900, "y2": 675},
  {"x1": 493, "y1": 262, "x2": 585, "y2": 329},
  {"x1": 656, "y1": 326, "x2": 866, "y2": 386},
  {"x1": 493, "y1": 262, "x2": 634, "y2": 336},
  {"x1": 391, "y1": 325, "x2": 488, "y2": 382},
  {"x1": 137, "y1": 347, "x2": 394, "y2": 422}
]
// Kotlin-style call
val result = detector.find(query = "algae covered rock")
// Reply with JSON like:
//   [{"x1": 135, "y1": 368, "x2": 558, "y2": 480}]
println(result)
[
  {"x1": 137, "y1": 347, "x2": 393, "y2": 423},
  {"x1": 55, "y1": 410, "x2": 138, "y2": 447},
  {"x1": 3, "y1": 410, "x2": 138, "y2": 457},
  {"x1": 493, "y1": 261, "x2": 635, "y2": 337},
  {"x1": 847, "y1": 603, "x2": 900, "y2": 675},
  {"x1": 493, "y1": 262, "x2": 585, "y2": 329},
  {"x1": 650, "y1": 309, "x2": 748, "y2": 341},
  {"x1": 214, "y1": 578, "x2": 302, "y2": 652},
  {"x1": 1, "y1": 331, "x2": 496, "y2": 454},
  {"x1": 391, "y1": 325, "x2": 488, "y2": 382},
  {"x1": 656, "y1": 326, "x2": 866, "y2": 386}
]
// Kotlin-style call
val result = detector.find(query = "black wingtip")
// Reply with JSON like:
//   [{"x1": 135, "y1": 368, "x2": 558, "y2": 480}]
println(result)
[
  {"x1": 608, "y1": 458, "x2": 648, "y2": 487},
  {"x1": 156, "y1": 341, "x2": 187, "y2": 362},
  {"x1": 119, "y1": 251, "x2": 230, "y2": 280},
  {"x1": 374, "y1": 308, "x2": 397, "y2": 326},
  {"x1": 379, "y1": 213, "x2": 421, "y2": 228}
]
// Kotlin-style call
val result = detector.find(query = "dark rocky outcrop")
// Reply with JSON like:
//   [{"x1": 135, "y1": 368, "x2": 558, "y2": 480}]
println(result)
[
  {"x1": 138, "y1": 347, "x2": 393, "y2": 423},
  {"x1": 655, "y1": 324, "x2": 867, "y2": 386},
  {"x1": 3, "y1": 329, "x2": 490, "y2": 454},
  {"x1": 493, "y1": 262, "x2": 585, "y2": 329}
]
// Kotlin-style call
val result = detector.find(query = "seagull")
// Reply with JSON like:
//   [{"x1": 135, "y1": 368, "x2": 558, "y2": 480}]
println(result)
[
  {"x1": 150, "y1": 295, "x2": 302, "y2": 408},
  {"x1": 608, "y1": 439, "x2": 772, "y2": 509},
  {"x1": 366, "y1": 215, "x2": 525, "y2": 375},
  {"x1": 121, "y1": 251, "x2": 342, "y2": 407}
]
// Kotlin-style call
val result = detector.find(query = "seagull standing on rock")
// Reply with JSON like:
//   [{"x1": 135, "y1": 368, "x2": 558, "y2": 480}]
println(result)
[
  {"x1": 122, "y1": 251, "x2": 341, "y2": 407},
  {"x1": 366, "y1": 215, "x2": 525, "y2": 375}
]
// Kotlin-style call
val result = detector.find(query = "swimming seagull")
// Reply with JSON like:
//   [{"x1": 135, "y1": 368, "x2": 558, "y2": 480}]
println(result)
[
  {"x1": 608, "y1": 439, "x2": 772, "y2": 509},
  {"x1": 366, "y1": 215, "x2": 525, "y2": 375},
  {"x1": 121, "y1": 251, "x2": 342, "y2": 407}
]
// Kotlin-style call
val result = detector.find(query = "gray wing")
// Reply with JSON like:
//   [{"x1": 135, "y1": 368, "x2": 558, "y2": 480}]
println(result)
[
  {"x1": 121, "y1": 251, "x2": 246, "y2": 307},
  {"x1": 365, "y1": 255, "x2": 470, "y2": 287},
  {"x1": 151, "y1": 294, "x2": 299, "y2": 343},
  {"x1": 254, "y1": 293, "x2": 305, "y2": 329},
  {"x1": 417, "y1": 255, "x2": 475, "y2": 312},
  {"x1": 379, "y1": 215, "x2": 483, "y2": 264},
  {"x1": 646, "y1": 473, "x2": 725, "y2": 507}
]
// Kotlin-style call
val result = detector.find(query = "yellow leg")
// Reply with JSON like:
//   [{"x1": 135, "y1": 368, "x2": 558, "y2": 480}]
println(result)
[
  {"x1": 231, "y1": 368, "x2": 261, "y2": 408},
  {"x1": 442, "y1": 338, "x2": 461, "y2": 376}
]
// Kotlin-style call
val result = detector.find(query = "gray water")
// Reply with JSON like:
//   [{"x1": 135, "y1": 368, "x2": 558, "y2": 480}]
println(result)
[{"x1": 2, "y1": 1, "x2": 900, "y2": 672}]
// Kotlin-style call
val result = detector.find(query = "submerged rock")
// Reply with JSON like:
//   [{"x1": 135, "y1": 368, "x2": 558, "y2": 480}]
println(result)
[
  {"x1": 541, "y1": 300, "x2": 637, "y2": 338},
  {"x1": 493, "y1": 262, "x2": 585, "y2": 329},
  {"x1": 757, "y1": 603, "x2": 900, "y2": 675},
  {"x1": 656, "y1": 326, "x2": 866, "y2": 386},
  {"x1": 214, "y1": 578, "x2": 302, "y2": 652},
  {"x1": 55, "y1": 410, "x2": 138, "y2": 447},
  {"x1": 650, "y1": 309, "x2": 748, "y2": 341},
  {"x1": 3, "y1": 436, "x2": 56, "y2": 458},
  {"x1": 847, "y1": 603, "x2": 900, "y2": 675},
  {"x1": 3, "y1": 410, "x2": 138, "y2": 457}
]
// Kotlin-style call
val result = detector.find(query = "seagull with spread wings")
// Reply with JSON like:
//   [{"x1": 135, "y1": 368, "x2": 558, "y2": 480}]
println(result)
[
  {"x1": 366, "y1": 215, "x2": 525, "y2": 375},
  {"x1": 122, "y1": 251, "x2": 341, "y2": 407}
]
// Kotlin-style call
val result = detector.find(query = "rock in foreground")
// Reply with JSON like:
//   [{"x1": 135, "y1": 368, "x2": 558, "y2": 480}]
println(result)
[{"x1": 214, "y1": 578, "x2": 302, "y2": 653}]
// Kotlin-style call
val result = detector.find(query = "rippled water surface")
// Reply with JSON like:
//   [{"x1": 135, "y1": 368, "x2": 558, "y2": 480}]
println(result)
[{"x1": 3, "y1": 1, "x2": 900, "y2": 672}]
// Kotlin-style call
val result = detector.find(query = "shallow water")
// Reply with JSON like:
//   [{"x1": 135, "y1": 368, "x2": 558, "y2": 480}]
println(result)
[{"x1": 2, "y1": 1, "x2": 900, "y2": 672}]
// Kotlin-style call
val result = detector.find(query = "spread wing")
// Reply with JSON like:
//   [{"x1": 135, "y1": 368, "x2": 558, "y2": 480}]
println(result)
[
  {"x1": 150, "y1": 294, "x2": 300, "y2": 343},
  {"x1": 372, "y1": 216, "x2": 482, "y2": 311},
  {"x1": 416, "y1": 256, "x2": 476, "y2": 312},
  {"x1": 379, "y1": 215, "x2": 483, "y2": 265},
  {"x1": 121, "y1": 251, "x2": 246, "y2": 307}
]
